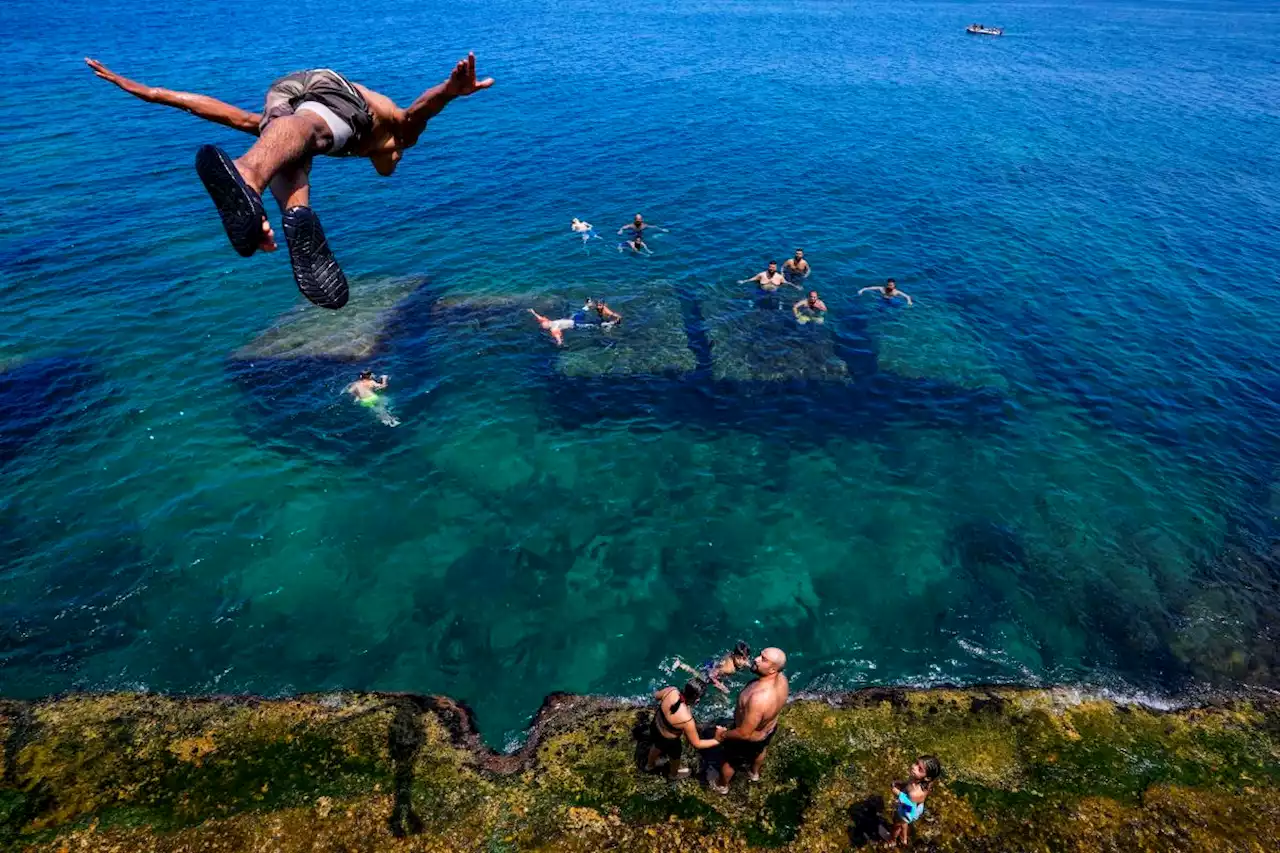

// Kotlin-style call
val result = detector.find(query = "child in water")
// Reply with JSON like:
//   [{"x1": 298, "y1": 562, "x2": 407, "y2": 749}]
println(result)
[
  {"x1": 671, "y1": 641, "x2": 751, "y2": 695},
  {"x1": 888, "y1": 755, "x2": 943, "y2": 847}
]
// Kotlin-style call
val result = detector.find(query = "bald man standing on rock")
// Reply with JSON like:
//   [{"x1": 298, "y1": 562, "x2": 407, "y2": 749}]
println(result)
[{"x1": 712, "y1": 647, "x2": 789, "y2": 793}]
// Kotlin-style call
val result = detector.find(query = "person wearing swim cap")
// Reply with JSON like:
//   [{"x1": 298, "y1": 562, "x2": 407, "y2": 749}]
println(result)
[
  {"x1": 793, "y1": 290, "x2": 828, "y2": 324},
  {"x1": 85, "y1": 54, "x2": 494, "y2": 310},
  {"x1": 858, "y1": 278, "x2": 914, "y2": 306},
  {"x1": 346, "y1": 371, "x2": 398, "y2": 426},
  {"x1": 711, "y1": 647, "x2": 789, "y2": 793}
]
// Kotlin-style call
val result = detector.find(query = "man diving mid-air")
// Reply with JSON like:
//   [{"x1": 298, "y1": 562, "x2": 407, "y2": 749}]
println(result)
[{"x1": 85, "y1": 55, "x2": 494, "y2": 309}]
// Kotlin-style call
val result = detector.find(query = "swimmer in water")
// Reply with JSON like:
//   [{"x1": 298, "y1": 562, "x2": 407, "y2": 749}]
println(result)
[
  {"x1": 783, "y1": 249, "x2": 810, "y2": 284},
  {"x1": 618, "y1": 213, "x2": 668, "y2": 237},
  {"x1": 528, "y1": 308, "x2": 576, "y2": 346},
  {"x1": 619, "y1": 233, "x2": 654, "y2": 255},
  {"x1": 671, "y1": 641, "x2": 752, "y2": 696},
  {"x1": 741, "y1": 261, "x2": 794, "y2": 293},
  {"x1": 346, "y1": 370, "x2": 399, "y2": 427},
  {"x1": 582, "y1": 298, "x2": 623, "y2": 327},
  {"x1": 793, "y1": 290, "x2": 828, "y2": 324},
  {"x1": 571, "y1": 218, "x2": 602, "y2": 243},
  {"x1": 858, "y1": 278, "x2": 913, "y2": 306}
]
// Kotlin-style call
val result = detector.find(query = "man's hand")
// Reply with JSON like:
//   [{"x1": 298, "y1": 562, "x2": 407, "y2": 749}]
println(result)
[
  {"x1": 85, "y1": 58, "x2": 146, "y2": 97},
  {"x1": 714, "y1": 726, "x2": 727, "y2": 741},
  {"x1": 443, "y1": 53, "x2": 494, "y2": 98}
]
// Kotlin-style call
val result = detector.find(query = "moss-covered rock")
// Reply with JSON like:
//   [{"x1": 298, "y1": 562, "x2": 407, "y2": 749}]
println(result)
[{"x1": 4, "y1": 687, "x2": 1280, "y2": 851}]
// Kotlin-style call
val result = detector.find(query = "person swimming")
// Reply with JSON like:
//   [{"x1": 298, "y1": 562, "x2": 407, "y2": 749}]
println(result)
[
  {"x1": 783, "y1": 249, "x2": 810, "y2": 284},
  {"x1": 619, "y1": 233, "x2": 654, "y2": 255},
  {"x1": 345, "y1": 370, "x2": 399, "y2": 427},
  {"x1": 858, "y1": 278, "x2": 913, "y2": 306},
  {"x1": 528, "y1": 308, "x2": 577, "y2": 346},
  {"x1": 793, "y1": 290, "x2": 828, "y2": 324},
  {"x1": 571, "y1": 218, "x2": 602, "y2": 243},
  {"x1": 741, "y1": 261, "x2": 791, "y2": 293},
  {"x1": 671, "y1": 641, "x2": 751, "y2": 695},
  {"x1": 582, "y1": 298, "x2": 622, "y2": 327},
  {"x1": 618, "y1": 213, "x2": 668, "y2": 237}
]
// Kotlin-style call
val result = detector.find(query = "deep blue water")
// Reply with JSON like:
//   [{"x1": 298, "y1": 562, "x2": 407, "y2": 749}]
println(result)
[{"x1": 1, "y1": 0, "x2": 1279, "y2": 744}]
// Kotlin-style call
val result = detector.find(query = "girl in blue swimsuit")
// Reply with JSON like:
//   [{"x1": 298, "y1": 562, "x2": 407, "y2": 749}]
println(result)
[{"x1": 889, "y1": 755, "x2": 942, "y2": 847}]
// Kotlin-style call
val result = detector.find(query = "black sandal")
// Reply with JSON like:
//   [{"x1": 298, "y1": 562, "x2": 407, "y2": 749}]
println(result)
[
  {"x1": 194, "y1": 145, "x2": 267, "y2": 257},
  {"x1": 282, "y1": 206, "x2": 350, "y2": 310}
]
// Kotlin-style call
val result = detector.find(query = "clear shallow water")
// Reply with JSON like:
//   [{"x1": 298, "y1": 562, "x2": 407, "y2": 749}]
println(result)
[{"x1": 2, "y1": 0, "x2": 1279, "y2": 743}]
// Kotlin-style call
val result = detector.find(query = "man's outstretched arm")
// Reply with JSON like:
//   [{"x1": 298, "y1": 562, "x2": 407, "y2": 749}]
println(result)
[
  {"x1": 85, "y1": 58, "x2": 261, "y2": 135},
  {"x1": 399, "y1": 53, "x2": 494, "y2": 147}
]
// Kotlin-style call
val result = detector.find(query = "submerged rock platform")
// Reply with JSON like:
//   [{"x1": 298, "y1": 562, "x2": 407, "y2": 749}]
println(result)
[{"x1": 4, "y1": 687, "x2": 1279, "y2": 851}]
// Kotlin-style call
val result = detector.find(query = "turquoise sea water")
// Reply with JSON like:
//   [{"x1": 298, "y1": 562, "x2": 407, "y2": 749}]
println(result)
[{"x1": 2, "y1": 0, "x2": 1278, "y2": 744}]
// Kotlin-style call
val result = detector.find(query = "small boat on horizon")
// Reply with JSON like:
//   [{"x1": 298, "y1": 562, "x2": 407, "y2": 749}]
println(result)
[{"x1": 967, "y1": 24, "x2": 1004, "y2": 36}]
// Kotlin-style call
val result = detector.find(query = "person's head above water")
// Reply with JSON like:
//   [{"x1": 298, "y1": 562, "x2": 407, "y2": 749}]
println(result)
[
  {"x1": 885, "y1": 278, "x2": 897, "y2": 291},
  {"x1": 807, "y1": 290, "x2": 820, "y2": 304},
  {"x1": 794, "y1": 249, "x2": 804, "y2": 260},
  {"x1": 731, "y1": 640, "x2": 751, "y2": 667},
  {"x1": 359, "y1": 370, "x2": 374, "y2": 380},
  {"x1": 751, "y1": 647, "x2": 787, "y2": 675},
  {"x1": 768, "y1": 261, "x2": 778, "y2": 272},
  {"x1": 634, "y1": 213, "x2": 644, "y2": 225}
]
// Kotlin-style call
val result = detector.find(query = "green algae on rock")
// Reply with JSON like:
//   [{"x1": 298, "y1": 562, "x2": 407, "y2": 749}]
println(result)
[
  {"x1": 231, "y1": 276, "x2": 428, "y2": 362},
  {"x1": 4, "y1": 688, "x2": 1280, "y2": 851}
]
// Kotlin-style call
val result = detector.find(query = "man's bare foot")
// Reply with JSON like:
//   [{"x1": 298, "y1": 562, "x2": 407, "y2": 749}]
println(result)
[{"x1": 259, "y1": 217, "x2": 277, "y2": 252}]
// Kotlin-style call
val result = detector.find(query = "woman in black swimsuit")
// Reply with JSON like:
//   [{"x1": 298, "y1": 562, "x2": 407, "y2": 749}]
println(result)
[{"x1": 645, "y1": 679, "x2": 721, "y2": 780}]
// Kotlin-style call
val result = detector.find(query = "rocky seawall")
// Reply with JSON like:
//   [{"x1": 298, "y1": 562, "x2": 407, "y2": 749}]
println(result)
[{"x1": 3, "y1": 687, "x2": 1280, "y2": 851}]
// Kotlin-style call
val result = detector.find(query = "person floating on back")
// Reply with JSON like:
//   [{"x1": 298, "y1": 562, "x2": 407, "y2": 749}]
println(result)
[
  {"x1": 571, "y1": 218, "x2": 603, "y2": 244},
  {"x1": 711, "y1": 646, "x2": 789, "y2": 793},
  {"x1": 528, "y1": 309, "x2": 578, "y2": 346},
  {"x1": 645, "y1": 680, "x2": 721, "y2": 781},
  {"x1": 858, "y1": 278, "x2": 914, "y2": 306},
  {"x1": 793, "y1": 290, "x2": 828, "y2": 324},
  {"x1": 671, "y1": 641, "x2": 751, "y2": 695},
  {"x1": 346, "y1": 370, "x2": 399, "y2": 427},
  {"x1": 888, "y1": 755, "x2": 943, "y2": 847},
  {"x1": 85, "y1": 55, "x2": 494, "y2": 310}
]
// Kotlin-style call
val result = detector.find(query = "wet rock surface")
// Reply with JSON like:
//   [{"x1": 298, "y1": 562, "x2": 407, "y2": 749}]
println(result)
[{"x1": 4, "y1": 687, "x2": 1280, "y2": 851}]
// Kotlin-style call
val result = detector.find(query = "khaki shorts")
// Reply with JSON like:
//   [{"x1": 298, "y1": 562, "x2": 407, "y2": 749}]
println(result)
[{"x1": 260, "y1": 69, "x2": 373, "y2": 155}]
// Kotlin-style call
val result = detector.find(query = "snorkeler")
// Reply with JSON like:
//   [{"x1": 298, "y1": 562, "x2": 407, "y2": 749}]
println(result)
[
  {"x1": 783, "y1": 249, "x2": 811, "y2": 283},
  {"x1": 858, "y1": 278, "x2": 914, "y2": 306},
  {"x1": 888, "y1": 756, "x2": 943, "y2": 847},
  {"x1": 645, "y1": 680, "x2": 721, "y2": 781},
  {"x1": 741, "y1": 261, "x2": 793, "y2": 293},
  {"x1": 571, "y1": 218, "x2": 602, "y2": 243},
  {"x1": 619, "y1": 233, "x2": 654, "y2": 255},
  {"x1": 618, "y1": 213, "x2": 668, "y2": 237},
  {"x1": 528, "y1": 308, "x2": 576, "y2": 346},
  {"x1": 345, "y1": 371, "x2": 399, "y2": 427},
  {"x1": 85, "y1": 55, "x2": 492, "y2": 310},
  {"x1": 793, "y1": 290, "x2": 828, "y2": 324},
  {"x1": 672, "y1": 641, "x2": 751, "y2": 695}
]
